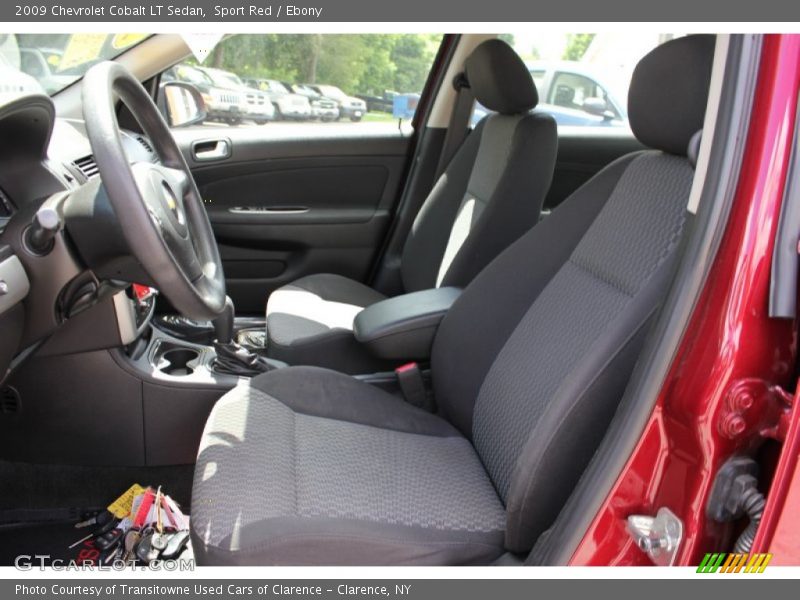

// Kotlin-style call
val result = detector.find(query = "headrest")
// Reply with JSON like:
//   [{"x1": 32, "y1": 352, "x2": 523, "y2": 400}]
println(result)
[
  {"x1": 464, "y1": 39, "x2": 538, "y2": 115},
  {"x1": 628, "y1": 35, "x2": 716, "y2": 155}
]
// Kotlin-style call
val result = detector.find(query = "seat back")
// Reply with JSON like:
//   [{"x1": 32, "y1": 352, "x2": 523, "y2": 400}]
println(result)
[
  {"x1": 400, "y1": 39, "x2": 558, "y2": 292},
  {"x1": 431, "y1": 34, "x2": 717, "y2": 553}
]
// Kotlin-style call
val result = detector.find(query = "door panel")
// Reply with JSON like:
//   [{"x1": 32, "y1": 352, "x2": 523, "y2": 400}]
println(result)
[{"x1": 172, "y1": 129, "x2": 410, "y2": 313}]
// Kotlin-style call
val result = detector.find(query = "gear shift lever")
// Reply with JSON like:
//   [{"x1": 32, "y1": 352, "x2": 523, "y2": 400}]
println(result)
[
  {"x1": 211, "y1": 296, "x2": 273, "y2": 376},
  {"x1": 212, "y1": 296, "x2": 235, "y2": 345}
]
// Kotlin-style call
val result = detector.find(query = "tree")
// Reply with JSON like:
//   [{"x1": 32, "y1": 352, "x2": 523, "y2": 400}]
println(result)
[
  {"x1": 391, "y1": 34, "x2": 437, "y2": 93},
  {"x1": 562, "y1": 34, "x2": 595, "y2": 61},
  {"x1": 198, "y1": 33, "x2": 441, "y2": 95},
  {"x1": 498, "y1": 33, "x2": 515, "y2": 47}
]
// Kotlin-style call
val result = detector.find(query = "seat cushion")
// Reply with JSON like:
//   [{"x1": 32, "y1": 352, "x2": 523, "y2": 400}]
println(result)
[
  {"x1": 265, "y1": 273, "x2": 391, "y2": 373},
  {"x1": 191, "y1": 367, "x2": 506, "y2": 565}
]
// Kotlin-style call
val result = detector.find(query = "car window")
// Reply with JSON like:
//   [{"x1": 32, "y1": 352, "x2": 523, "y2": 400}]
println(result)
[
  {"x1": 550, "y1": 72, "x2": 598, "y2": 109},
  {"x1": 268, "y1": 81, "x2": 290, "y2": 94},
  {"x1": 159, "y1": 33, "x2": 443, "y2": 132},
  {"x1": 530, "y1": 69, "x2": 546, "y2": 91},
  {"x1": 470, "y1": 33, "x2": 684, "y2": 131},
  {"x1": 547, "y1": 71, "x2": 621, "y2": 118}
]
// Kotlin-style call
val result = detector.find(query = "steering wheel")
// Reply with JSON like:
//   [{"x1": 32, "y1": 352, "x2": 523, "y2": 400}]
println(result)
[{"x1": 81, "y1": 61, "x2": 225, "y2": 320}]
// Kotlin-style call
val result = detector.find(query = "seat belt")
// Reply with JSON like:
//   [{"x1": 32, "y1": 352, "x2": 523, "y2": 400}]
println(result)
[
  {"x1": 395, "y1": 362, "x2": 435, "y2": 412},
  {"x1": 434, "y1": 72, "x2": 473, "y2": 180}
]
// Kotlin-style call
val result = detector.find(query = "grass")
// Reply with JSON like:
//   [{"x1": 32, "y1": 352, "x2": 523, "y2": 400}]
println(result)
[{"x1": 362, "y1": 112, "x2": 402, "y2": 123}]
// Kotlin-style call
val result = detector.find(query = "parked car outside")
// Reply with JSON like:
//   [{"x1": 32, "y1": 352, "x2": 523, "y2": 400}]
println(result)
[
  {"x1": 196, "y1": 67, "x2": 275, "y2": 125},
  {"x1": 163, "y1": 64, "x2": 249, "y2": 125},
  {"x1": 309, "y1": 84, "x2": 367, "y2": 121},
  {"x1": 244, "y1": 78, "x2": 312, "y2": 121},
  {"x1": 17, "y1": 48, "x2": 73, "y2": 95},
  {"x1": 471, "y1": 61, "x2": 628, "y2": 128},
  {"x1": 288, "y1": 83, "x2": 340, "y2": 121},
  {"x1": 357, "y1": 90, "x2": 397, "y2": 113}
]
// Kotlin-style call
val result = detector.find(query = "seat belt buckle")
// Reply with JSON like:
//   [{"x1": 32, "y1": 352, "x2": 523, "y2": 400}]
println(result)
[{"x1": 395, "y1": 362, "x2": 429, "y2": 409}]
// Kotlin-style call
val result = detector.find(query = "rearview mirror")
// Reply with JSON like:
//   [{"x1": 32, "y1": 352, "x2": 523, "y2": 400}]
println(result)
[
  {"x1": 582, "y1": 97, "x2": 612, "y2": 119},
  {"x1": 159, "y1": 81, "x2": 206, "y2": 128}
]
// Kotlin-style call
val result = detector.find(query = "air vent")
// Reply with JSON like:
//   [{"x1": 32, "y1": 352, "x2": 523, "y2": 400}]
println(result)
[
  {"x1": 73, "y1": 155, "x2": 99, "y2": 179},
  {"x1": 0, "y1": 187, "x2": 13, "y2": 218},
  {"x1": 0, "y1": 387, "x2": 20, "y2": 414},
  {"x1": 136, "y1": 135, "x2": 154, "y2": 154}
]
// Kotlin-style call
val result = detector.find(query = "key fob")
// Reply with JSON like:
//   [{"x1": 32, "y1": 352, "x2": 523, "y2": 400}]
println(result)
[
  {"x1": 135, "y1": 531, "x2": 162, "y2": 563},
  {"x1": 94, "y1": 517, "x2": 120, "y2": 536},
  {"x1": 95, "y1": 528, "x2": 123, "y2": 551},
  {"x1": 160, "y1": 530, "x2": 190, "y2": 560},
  {"x1": 151, "y1": 531, "x2": 169, "y2": 551}
]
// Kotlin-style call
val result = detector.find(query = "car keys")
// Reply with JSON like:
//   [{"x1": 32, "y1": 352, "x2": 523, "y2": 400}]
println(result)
[
  {"x1": 121, "y1": 487, "x2": 156, "y2": 562},
  {"x1": 94, "y1": 527, "x2": 124, "y2": 551},
  {"x1": 75, "y1": 510, "x2": 115, "y2": 530},
  {"x1": 135, "y1": 529, "x2": 162, "y2": 563},
  {"x1": 159, "y1": 530, "x2": 190, "y2": 560},
  {"x1": 121, "y1": 529, "x2": 140, "y2": 563},
  {"x1": 151, "y1": 487, "x2": 169, "y2": 552},
  {"x1": 69, "y1": 533, "x2": 94, "y2": 549}
]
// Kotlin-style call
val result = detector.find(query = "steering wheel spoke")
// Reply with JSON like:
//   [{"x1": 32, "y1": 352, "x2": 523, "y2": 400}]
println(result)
[
  {"x1": 81, "y1": 62, "x2": 226, "y2": 320},
  {"x1": 152, "y1": 164, "x2": 190, "y2": 200}
]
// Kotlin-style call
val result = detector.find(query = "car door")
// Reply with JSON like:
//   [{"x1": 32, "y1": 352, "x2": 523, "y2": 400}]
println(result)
[{"x1": 160, "y1": 34, "x2": 444, "y2": 313}]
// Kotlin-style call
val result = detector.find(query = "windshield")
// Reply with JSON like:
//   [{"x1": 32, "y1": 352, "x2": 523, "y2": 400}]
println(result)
[
  {"x1": 315, "y1": 85, "x2": 346, "y2": 99},
  {"x1": 205, "y1": 70, "x2": 244, "y2": 89},
  {"x1": 174, "y1": 64, "x2": 213, "y2": 86},
  {"x1": 268, "y1": 80, "x2": 291, "y2": 94},
  {"x1": 0, "y1": 33, "x2": 149, "y2": 96}
]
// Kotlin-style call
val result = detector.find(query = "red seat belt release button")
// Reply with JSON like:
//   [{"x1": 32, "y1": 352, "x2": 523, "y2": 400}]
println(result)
[{"x1": 395, "y1": 362, "x2": 427, "y2": 408}]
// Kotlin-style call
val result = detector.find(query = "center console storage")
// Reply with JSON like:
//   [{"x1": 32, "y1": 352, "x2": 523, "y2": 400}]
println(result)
[{"x1": 353, "y1": 287, "x2": 462, "y2": 361}]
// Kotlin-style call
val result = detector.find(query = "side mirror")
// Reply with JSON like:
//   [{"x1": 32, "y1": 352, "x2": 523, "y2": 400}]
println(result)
[
  {"x1": 159, "y1": 81, "x2": 206, "y2": 128},
  {"x1": 582, "y1": 97, "x2": 612, "y2": 119}
]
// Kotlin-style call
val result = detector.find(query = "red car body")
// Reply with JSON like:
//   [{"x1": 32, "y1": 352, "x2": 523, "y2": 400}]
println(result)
[{"x1": 571, "y1": 34, "x2": 800, "y2": 566}]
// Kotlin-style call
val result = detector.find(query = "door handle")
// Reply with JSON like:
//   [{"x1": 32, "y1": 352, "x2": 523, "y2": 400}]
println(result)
[
  {"x1": 229, "y1": 206, "x2": 310, "y2": 215},
  {"x1": 191, "y1": 138, "x2": 231, "y2": 162}
]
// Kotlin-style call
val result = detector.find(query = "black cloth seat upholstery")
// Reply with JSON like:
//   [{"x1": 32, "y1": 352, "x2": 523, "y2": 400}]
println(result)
[
  {"x1": 191, "y1": 367, "x2": 506, "y2": 565},
  {"x1": 265, "y1": 39, "x2": 558, "y2": 373},
  {"x1": 192, "y1": 35, "x2": 717, "y2": 565}
]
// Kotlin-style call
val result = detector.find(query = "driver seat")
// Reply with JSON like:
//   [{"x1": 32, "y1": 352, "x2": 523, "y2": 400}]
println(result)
[{"x1": 190, "y1": 35, "x2": 715, "y2": 565}]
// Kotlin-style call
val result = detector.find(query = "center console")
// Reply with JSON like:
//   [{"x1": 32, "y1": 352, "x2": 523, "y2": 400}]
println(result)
[
  {"x1": 118, "y1": 289, "x2": 283, "y2": 386},
  {"x1": 0, "y1": 284, "x2": 459, "y2": 469}
]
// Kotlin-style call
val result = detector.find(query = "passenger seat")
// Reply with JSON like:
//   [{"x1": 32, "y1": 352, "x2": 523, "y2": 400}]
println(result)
[{"x1": 264, "y1": 39, "x2": 558, "y2": 373}]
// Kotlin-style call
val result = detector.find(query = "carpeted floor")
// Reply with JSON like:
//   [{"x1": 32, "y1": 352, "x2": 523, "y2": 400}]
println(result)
[
  {"x1": 0, "y1": 460, "x2": 194, "y2": 565},
  {"x1": 0, "y1": 460, "x2": 194, "y2": 513}
]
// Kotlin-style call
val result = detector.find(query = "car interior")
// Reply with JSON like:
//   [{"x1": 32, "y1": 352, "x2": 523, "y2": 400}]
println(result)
[{"x1": 0, "y1": 32, "x2": 723, "y2": 565}]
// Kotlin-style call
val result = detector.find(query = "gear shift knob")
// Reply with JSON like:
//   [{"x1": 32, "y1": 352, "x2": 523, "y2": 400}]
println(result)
[
  {"x1": 211, "y1": 295, "x2": 274, "y2": 376},
  {"x1": 212, "y1": 296, "x2": 235, "y2": 344}
]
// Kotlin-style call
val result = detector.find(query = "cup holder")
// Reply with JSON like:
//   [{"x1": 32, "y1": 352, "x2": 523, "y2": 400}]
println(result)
[{"x1": 159, "y1": 348, "x2": 200, "y2": 376}]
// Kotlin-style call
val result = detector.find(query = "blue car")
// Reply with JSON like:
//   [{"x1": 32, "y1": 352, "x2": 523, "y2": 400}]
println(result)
[{"x1": 472, "y1": 61, "x2": 628, "y2": 128}]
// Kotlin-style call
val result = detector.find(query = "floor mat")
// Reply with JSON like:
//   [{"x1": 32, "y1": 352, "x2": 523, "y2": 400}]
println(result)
[
  {"x1": 0, "y1": 520, "x2": 194, "y2": 567},
  {"x1": 0, "y1": 521, "x2": 101, "y2": 566},
  {"x1": 0, "y1": 461, "x2": 194, "y2": 513}
]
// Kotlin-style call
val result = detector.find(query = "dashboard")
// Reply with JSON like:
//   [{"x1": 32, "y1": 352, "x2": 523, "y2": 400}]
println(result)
[{"x1": 0, "y1": 92, "x2": 158, "y2": 380}]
